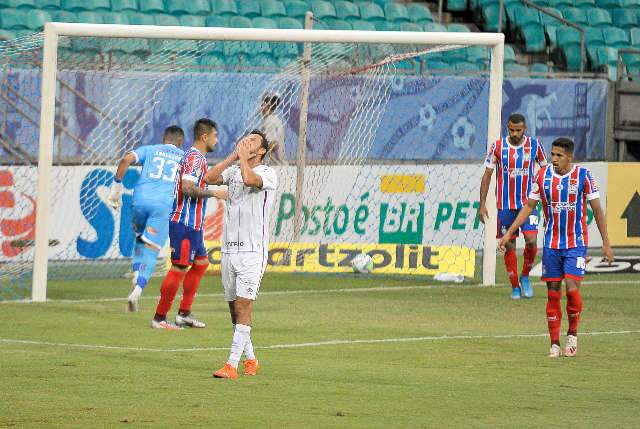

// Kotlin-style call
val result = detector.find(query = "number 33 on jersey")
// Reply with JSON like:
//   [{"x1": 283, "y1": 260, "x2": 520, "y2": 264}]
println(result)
[{"x1": 132, "y1": 143, "x2": 184, "y2": 208}]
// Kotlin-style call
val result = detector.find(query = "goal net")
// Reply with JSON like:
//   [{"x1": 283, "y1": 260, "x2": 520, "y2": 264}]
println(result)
[{"x1": 0, "y1": 23, "x2": 503, "y2": 301}]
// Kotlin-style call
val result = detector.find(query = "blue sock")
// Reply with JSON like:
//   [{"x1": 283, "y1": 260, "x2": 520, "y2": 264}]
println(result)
[
  {"x1": 132, "y1": 241, "x2": 145, "y2": 274},
  {"x1": 136, "y1": 245, "x2": 159, "y2": 290}
]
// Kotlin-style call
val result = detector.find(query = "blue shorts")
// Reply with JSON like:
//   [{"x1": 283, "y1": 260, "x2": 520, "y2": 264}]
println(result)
[
  {"x1": 169, "y1": 221, "x2": 207, "y2": 266},
  {"x1": 132, "y1": 204, "x2": 170, "y2": 249},
  {"x1": 542, "y1": 246, "x2": 587, "y2": 282},
  {"x1": 497, "y1": 208, "x2": 539, "y2": 239}
]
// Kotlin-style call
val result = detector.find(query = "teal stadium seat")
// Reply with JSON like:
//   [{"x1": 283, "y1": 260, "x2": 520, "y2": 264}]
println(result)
[
  {"x1": 423, "y1": 22, "x2": 446, "y2": 31},
  {"x1": 249, "y1": 53, "x2": 278, "y2": 69},
  {"x1": 521, "y1": 26, "x2": 547, "y2": 53},
  {"x1": 7, "y1": 0, "x2": 36, "y2": 9},
  {"x1": 588, "y1": 8, "x2": 613, "y2": 27},
  {"x1": 586, "y1": 27, "x2": 605, "y2": 62},
  {"x1": 335, "y1": 1, "x2": 359, "y2": 21},
  {"x1": 573, "y1": 0, "x2": 596, "y2": 8},
  {"x1": 312, "y1": 1, "x2": 337, "y2": 20},
  {"x1": 549, "y1": 0, "x2": 572, "y2": 9},
  {"x1": 139, "y1": 0, "x2": 164, "y2": 14},
  {"x1": 447, "y1": 0, "x2": 467, "y2": 12},
  {"x1": 384, "y1": 3, "x2": 411, "y2": 23},
  {"x1": 328, "y1": 19, "x2": 351, "y2": 30},
  {"x1": 504, "y1": 44, "x2": 517, "y2": 63},
  {"x1": 77, "y1": 11, "x2": 104, "y2": 23},
  {"x1": 604, "y1": 26, "x2": 630, "y2": 47},
  {"x1": 621, "y1": 51, "x2": 640, "y2": 68},
  {"x1": 26, "y1": 9, "x2": 50, "y2": 29},
  {"x1": 102, "y1": 11, "x2": 130, "y2": 24},
  {"x1": 205, "y1": 15, "x2": 229, "y2": 27},
  {"x1": 278, "y1": 17, "x2": 303, "y2": 29},
  {"x1": 530, "y1": 62, "x2": 550, "y2": 73},
  {"x1": 229, "y1": 15, "x2": 252, "y2": 28},
  {"x1": 595, "y1": 46, "x2": 619, "y2": 79},
  {"x1": 447, "y1": 23, "x2": 470, "y2": 31},
  {"x1": 562, "y1": 7, "x2": 588, "y2": 25},
  {"x1": 128, "y1": 12, "x2": 155, "y2": 25},
  {"x1": 351, "y1": 20, "x2": 376, "y2": 31},
  {"x1": 407, "y1": 3, "x2": 433, "y2": 24},
  {"x1": 612, "y1": 8, "x2": 637, "y2": 28},
  {"x1": 110, "y1": 0, "x2": 138, "y2": 12},
  {"x1": 199, "y1": 53, "x2": 226, "y2": 68},
  {"x1": 34, "y1": 0, "x2": 59, "y2": 10},
  {"x1": 632, "y1": 27, "x2": 640, "y2": 45},
  {"x1": 154, "y1": 14, "x2": 180, "y2": 26},
  {"x1": 482, "y1": 4, "x2": 505, "y2": 32},
  {"x1": 358, "y1": 2, "x2": 385, "y2": 22},
  {"x1": 375, "y1": 21, "x2": 399, "y2": 31},
  {"x1": 283, "y1": 0, "x2": 307, "y2": 19},
  {"x1": 63, "y1": 0, "x2": 110, "y2": 11},
  {"x1": 261, "y1": 0, "x2": 287, "y2": 18},
  {"x1": 180, "y1": 15, "x2": 206, "y2": 26},
  {"x1": 556, "y1": 27, "x2": 583, "y2": 70},
  {"x1": 211, "y1": 0, "x2": 237, "y2": 16},
  {"x1": 455, "y1": 62, "x2": 482, "y2": 72},
  {"x1": 165, "y1": 0, "x2": 189, "y2": 15},
  {"x1": 252, "y1": 16, "x2": 277, "y2": 28},
  {"x1": 424, "y1": 59, "x2": 449, "y2": 71},
  {"x1": 441, "y1": 47, "x2": 466, "y2": 62},
  {"x1": 52, "y1": 10, "x2": 78, "y2": 22},
  {"x1": 466, "y1": 46, "x2": 489, "y2": 64},
  {"x1": 237, "y1": 0, "x2": 261, "y2": 18},
  {"x1": 166, "y1": 0, "x2": 210, "y2": 15},
  {"x1": 0, "y1": 10, "x2": 29, "y2": 29},
  {"x1": 505, "y1": 62, "x2": 529, "y2": 74},
  {"x1": 596, "y1": 0, "x2": 623, "y2": 8}
]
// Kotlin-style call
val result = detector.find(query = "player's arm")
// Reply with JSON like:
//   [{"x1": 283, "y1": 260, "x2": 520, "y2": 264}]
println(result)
[
  {"x1": 237, "y1": 141, "x2": 264, "y2": 189},
  {"x1": 107, "y1": 152, "x2": 137, "y2": 209},
  {"x1": 478, "y1": 167, "x2": 493, "y2": 224},
  {"x1": 589, "y1": 197, "x2": 614, "y2": 264},
  {"x1": 498, "y1": 198, "x2": 537, "y2": 252},
  {"x1": 181, "y1": 179, "x2": 218, "y2": 199},
  {"x1": 206, "y1": 151, "x2": 238, "y2": 185}
]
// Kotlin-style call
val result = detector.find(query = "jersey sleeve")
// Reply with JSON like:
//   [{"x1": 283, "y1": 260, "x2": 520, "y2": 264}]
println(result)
[
  {"x1": 182, "y1": 153, "x2": 203, "y2": 183},
  {"x1": 535, "y1": 139, "x2": 548, "y2": 167},
  {"x1": 256, "y1": 166, "x2": 277, "y2": 191},
  {"x1": 584, "y1": 169, "x2": 600, "y2": 200},
  {"x1": 528, "y1": 169, "x2": 544, "y2": 201},
  {"x1": 132, "y1": 146, "x2": 148, "y2": 164},
  {"x1": 484, "y1": 140, "x2": 498, "y2": 169}
]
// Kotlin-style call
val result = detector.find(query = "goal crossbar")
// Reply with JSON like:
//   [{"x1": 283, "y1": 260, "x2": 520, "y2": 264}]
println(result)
[{"x1": 32, "y1": 23, "x2": 503, "y2": 301}]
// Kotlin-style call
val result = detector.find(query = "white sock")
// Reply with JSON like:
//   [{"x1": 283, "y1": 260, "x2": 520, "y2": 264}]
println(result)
[
  {"x1": 233, "y1": 324, "x2": 256, "y2": 360},
  {"x1": 129, "y1": 285, "x2": 143, "y2": 299},
  {"x1": 228, "y1": 324, "x2": 250, "y2": 368}
]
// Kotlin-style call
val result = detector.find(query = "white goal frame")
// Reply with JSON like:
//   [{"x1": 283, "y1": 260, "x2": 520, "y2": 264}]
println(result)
[{"x1": 32, "y1": 23, "x2": 503, "y2": 301}]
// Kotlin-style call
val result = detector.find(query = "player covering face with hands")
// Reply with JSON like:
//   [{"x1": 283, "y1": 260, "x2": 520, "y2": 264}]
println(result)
[
  {"x1": 498, "y1": 137, "x2": 613, "y2": 358},
  {"x1": 205, "y1": 130, "x2": 277, "y2": 378}
]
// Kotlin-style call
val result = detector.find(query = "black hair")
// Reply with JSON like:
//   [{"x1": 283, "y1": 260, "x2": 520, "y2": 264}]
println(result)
[
  {"x1": 507, "y1": 113, "x2": 526, "y2": 125},
  {"x1": 552, "y1": 137, "x2": 575, "y2": 154},
  {"x1": 163, "y1": 125, "x2": 184, "y2": 142},
  {"x1": 262, "y1": 93, "x2": 281, "y2": 110},
  {"x1": 193, "y1": 118, "x2": 217, "y2": 140},
  {"x1": 249, "y1": 129, "x2": 269, "y2": 152}
]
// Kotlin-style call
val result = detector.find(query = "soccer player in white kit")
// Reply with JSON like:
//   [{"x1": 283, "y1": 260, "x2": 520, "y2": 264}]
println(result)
[{"x1": 205, "y1": 130, "x2": 277, "y2": 379}]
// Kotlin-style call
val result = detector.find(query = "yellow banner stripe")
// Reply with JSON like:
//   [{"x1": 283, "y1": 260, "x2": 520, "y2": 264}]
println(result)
[{"x1": 380, "y1": 174, "x2": 425, "y2": 194}]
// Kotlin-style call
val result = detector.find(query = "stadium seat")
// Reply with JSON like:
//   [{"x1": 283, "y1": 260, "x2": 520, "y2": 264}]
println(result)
[
  {"x1": 25, "y1": 9, "x2": 50, "y2": 29},
  {"x1": 539, "y1": 7, "x2": 563, "y2": 26},
  {"x1": 7, "y1": 0, "x2": 36, "y2": 9},
  {"x1": 335, "y1": 1, "x2": 359, "y2": 21},
  {"x1": 612, "y1": 8, "x2": 637, "y2": 28},
  {"x1": 447, "y1": 23, "x2": 470, "y2": 31},
  {"x1": 0, "y1": 9, "x2": 29, "y2": 29},
  {"x1": 604, "y1": 27, "x2": 630, "y2": 47},
  {"x1": 199, "y1": 53, "x2": 226, "y2": 68},
  {"x1": 399, "y1": 22, "x2": 422, "y2": 31},
  {"x1": 139, "y1": 0, "x2": 164, "y2": 14},
  {"x1": 384, "y1": 3, "x2": 410, "y2": 22},
  {"x1": 0, "y1": 29, "x2": 15, "y2": 40},
  {"x1": 481, "y1": 4, "x2": 505, "y2": 32},
  {"x1": 442, "y1": 47, "x2": 466, "y2": 62},
  {"x1": 522, "y1": 25, "x2": 547, "y2": 53},
  {"x1": 283, "y1": 0, "x2": 308, "y2": 20},
  {"x1": 424, "y1": 58, "x2": 449, "y2": 70},
  {"x1": 62, "y1": 0, "x2": 109, "y2": 11},
  {"x1": 588, "y1": 8, "x2": 613, "y2": 27},
  {"x1": 351, "y1": 20, "x2": 376, "y2": 31},
  {"x1": 261, "y1": 0, "x2": 287, "y2": 18},
  {"x1": 102, "y1": 12, "x2": 130, "y2": 24},
  {"x1": 180, "y1": 15, "x2": 206, "y2": 27},
  {"x1": 560, "y1": 7, "x2": 588, "y2": 25},
  {"x1": 549, "y1": 0, "x2": 573, "y2": 9},
  {"x1": 252, "y1": 16, "x2": 278, "y2": 28},
  {"x1": 110, "y1": 0, "x2": 137, "y2": 12},
  {"x1": 128, "y1": 12, "x2": 155, "y2": 25},
  {"x1": 229, "y1": 15, "x2": 252, "y2": 28},
  {"x1": 236, "y1": 0, "x2": 260, "y2": 17},
  {"x1": 447, "y1": 0, "x2": 467, "y2": 12},
  {"x1": 167, "y1": 0, "x2": 210, "y2": 15},
  {"x1": 328, "y1": 19, "x2": 351, "y2": 30},
  {"x1": 530, "y1": 62, "x2": 550, "y2": 73},
  {"x1": 423, "y1": 22, "x2": 446, "y2": 32},
  {"x1": 359, "y1": 2, "x2": 385, "y2": 22},
  {"x1": 621, "y1": 51, "x2": 640, "y2": 67},
  {"x1": 596, "y1": 0, "x2": 622, "y2": 8},
  {"x1": 154, "y1": 14, "x2": 179, "y2": 26},
  {"x1": 276, "y1": 55, "x2": 296, "y2": 67},
  {"x1": 375, "y1": 21, "x2": 399, "y2": 31},
  {"x1": 574, "y1": 0, "x2": 596, "y2": 8},
  {"x1": 455, "y1": 61, "x2": 482, "y2": 72},
  {"x1": 504, "y1": 44, "x2": 517, "y2": 63},
  {"x1": 77, "y1": 11, "x2": 104, "y2": 23},
  {"x1": 632, "y1": 28, "x2": 640, "y2": 46},
  {"x1": 407, "y1": 3, "x2": 433, "y2": 23},
  {"x1": 249, "y1": 53, "x2": 278, "y2": 69},
  {"x1": 34, "y1": 0, "x2": 59, "y2": 10},
  {"x1": 278, "y1": 17, "x2": 303, "y2": 29},
  {"x1": 466, "y1": 46, "x2": 489, "y2": 64},
  {"x1": 505, "y1": 62, "x2": 529, "y2": 74},
  {"x1": 312, "y1": 1, "x2": 337, "y2": 20},
  {"x1": 211, "y1": 0, "x2": 237, "y2": 16},
  {"x1": 595, "y1": 46, "x2": 618, "y2": 67}
]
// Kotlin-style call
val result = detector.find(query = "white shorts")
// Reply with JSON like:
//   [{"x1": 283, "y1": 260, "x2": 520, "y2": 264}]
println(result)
[{"x1": 221, "y1": 252, "x2": 267, "y2": 302}]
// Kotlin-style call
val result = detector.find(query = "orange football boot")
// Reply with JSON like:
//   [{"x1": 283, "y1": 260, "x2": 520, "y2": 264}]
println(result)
[
  {"x1": 213, "y1": 363, "x2": 238, "y2": 379},
  {"x1": 243, "y1": 359, "x2": 260, "y2": 376}
]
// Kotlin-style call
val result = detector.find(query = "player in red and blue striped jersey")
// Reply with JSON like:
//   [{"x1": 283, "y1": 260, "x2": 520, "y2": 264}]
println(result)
[
  {"x1": 479, "y1": 113, "x2": 547, "y2": 299},
  {"x1": 152, "y1": 118, "x2": 227, "y2": 330},
  {"x1": 499, "y1": 138, "x2": 613, "y2": 358}
]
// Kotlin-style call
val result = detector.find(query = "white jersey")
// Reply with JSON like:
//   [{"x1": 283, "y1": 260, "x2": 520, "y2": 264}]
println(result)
[
  {"x1": 261, "y1": 113, "x2": 286, "y2": 165},
  {"x1": 221, "y1": 164, "x2": 277, "y2": 255}
]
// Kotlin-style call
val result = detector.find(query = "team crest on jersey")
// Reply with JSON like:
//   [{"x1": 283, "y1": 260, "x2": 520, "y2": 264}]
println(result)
[
  {"x1": 556, "y1": 184, "x2": 563, "y2": 191},
  {"x1": 523, "y1": 152, "x2": 531, "y2": 161}
]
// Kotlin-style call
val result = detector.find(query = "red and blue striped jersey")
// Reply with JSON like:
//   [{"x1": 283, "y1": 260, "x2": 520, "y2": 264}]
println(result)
[
  {"x1": 170, "y1": 148, "x2": 208, "y2": 231},
  {"x1": 529, "y1": 165, "x2": 600, "y2": 249},
  {"x1": 484, "y1": 136, "x2": 547, "y2": 210}
]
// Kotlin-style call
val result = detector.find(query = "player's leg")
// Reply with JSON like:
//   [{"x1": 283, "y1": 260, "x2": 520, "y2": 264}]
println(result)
[
  {"x1": 562, "y1": 247, "x2": 587, "y2": 357},
  {"x1": 130, "y1": 205, "x2": 149, "y2": 292},
  {"x1": 214, "y1": 253, "x2": 241, "y2": 379},
  {"x1": 498, "y1": 209, "x2": 521, "y2": 299},
  {"x1": 176, "y1": 229, "x2": 209, "y2": 328},
  {"x1": 520, "y1": 207, "x2": 539, "y2": 298},
  {"x1": 542, "y1": 247, "x2": 564, "y2": 357}
]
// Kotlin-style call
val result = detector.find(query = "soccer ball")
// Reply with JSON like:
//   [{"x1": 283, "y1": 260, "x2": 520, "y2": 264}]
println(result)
[{"x1": 351, "y1": 253, "x2": 373, "y2": 274}]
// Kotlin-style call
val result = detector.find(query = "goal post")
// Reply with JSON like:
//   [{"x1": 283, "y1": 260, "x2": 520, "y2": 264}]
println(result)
[{"x1": 29, "y1": 22, "x2": 504, "y2": 302}]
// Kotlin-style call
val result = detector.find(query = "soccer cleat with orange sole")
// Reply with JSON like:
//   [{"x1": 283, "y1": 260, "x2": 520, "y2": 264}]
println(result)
[
  {"x1": 213, "y1": 363, "x2": 238, "y2": 379},
  {"x1": 243, "y1": 359, "x2": 260, "y2": 376}
]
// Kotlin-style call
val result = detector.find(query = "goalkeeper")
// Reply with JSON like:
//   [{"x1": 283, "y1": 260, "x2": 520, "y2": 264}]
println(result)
[{"x1": 107, "y1": 125, "x2": 185, "y2": 312}]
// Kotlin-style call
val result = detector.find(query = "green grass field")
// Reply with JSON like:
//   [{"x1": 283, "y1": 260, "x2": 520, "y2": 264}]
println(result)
[{"x1": 1, "y1": 269, "x2": 639, "y2": 428}]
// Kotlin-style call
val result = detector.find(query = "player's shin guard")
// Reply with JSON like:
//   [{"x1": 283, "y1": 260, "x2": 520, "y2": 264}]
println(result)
[
  {"x1": 566, "y1": 289, "x2": 583, "y2": 336},
  {"x1": 179, "y1": 257, "x2": 208, "y2": 314},
  {"x1": 137, "y1": 245, "x2": 159, "y2": 290},
  {"x1": 521, "y1": 246, "x2": 537, "y2": 277},
  {"x1": 546, "y1": 290, "x2": 562, "y2": 345},
  {"x1": 155, "y1": 270, "x2": 185, "y2": 319},
  {"x1": 504, "y1": 249, "x2": 519, "y2": 289}
]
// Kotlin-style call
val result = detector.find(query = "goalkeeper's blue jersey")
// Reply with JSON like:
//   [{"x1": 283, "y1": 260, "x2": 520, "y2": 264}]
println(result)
[{"x1": 131, "y1": 144, "x2": 184, "y2": 209}]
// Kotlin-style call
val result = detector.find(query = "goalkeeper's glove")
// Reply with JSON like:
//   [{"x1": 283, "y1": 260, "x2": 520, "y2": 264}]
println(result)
[{"x1": 107, "y1": 180, "x2": 123, "y2": 209}]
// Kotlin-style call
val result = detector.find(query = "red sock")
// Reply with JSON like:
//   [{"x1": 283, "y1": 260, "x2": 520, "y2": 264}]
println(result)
[
  {"x1": 155, "y1": 270, "x2": 185, "y2": 319},
  {"x1": 179, "y1": 259, "x2": 208, "y2": 314},
  {"x1": 546, "y1": 289, "x2": 562, "y2": 345},
  {"x1": 521, "y1": 246, "x2": 537, "y2": 277},
  {"x1": 566, "y1": 289, "x2": 583, "y2": 336},
  {"x1": 504, "y1": 249, "x2": 519, "y2": 289}
]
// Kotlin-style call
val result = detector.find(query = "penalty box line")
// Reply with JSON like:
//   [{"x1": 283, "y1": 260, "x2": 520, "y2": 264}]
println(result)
[
  {"x1": 1, "y1": 330, "x2": 639, "y2": 353},
  {"x1": 1, "y1": 279, "x2": 638, "y2": 305}
]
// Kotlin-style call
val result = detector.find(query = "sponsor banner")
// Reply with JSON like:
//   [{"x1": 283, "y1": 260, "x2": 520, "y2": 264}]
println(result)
[
  {"x1": 203, "y1": 241, "x2": 475, "y2": 277},
  {"x1": 606, "y1": 163, "x2": 640, "y2": 247}
]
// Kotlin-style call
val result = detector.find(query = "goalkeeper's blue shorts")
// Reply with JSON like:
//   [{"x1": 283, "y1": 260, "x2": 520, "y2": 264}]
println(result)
[{"x1": 132, "y1": 203, "x2": 170, "y2": 249}]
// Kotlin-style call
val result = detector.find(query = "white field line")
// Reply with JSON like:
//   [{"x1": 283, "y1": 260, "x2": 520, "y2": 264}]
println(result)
[
  {"x1": 1, "y1": 279, "x2": 638, "y2": 305},
  {"x1": 1, "y1": 330, "x2": 639, "y2": 353}
]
